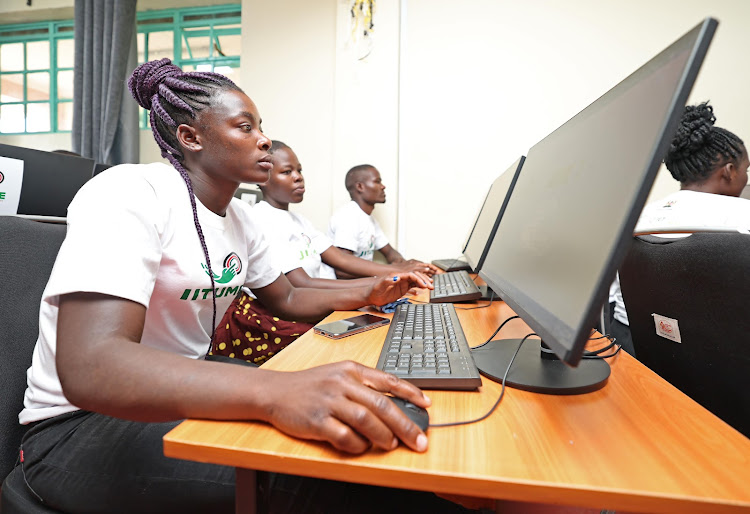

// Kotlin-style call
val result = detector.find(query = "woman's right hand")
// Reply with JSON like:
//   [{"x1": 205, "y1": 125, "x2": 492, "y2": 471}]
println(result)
[
  {"x1": 394, "y1": 259, "x2": 440, "y2": 277},
  {"x1": 257, "y1": 361, "x2": 430, "y2": 454}
]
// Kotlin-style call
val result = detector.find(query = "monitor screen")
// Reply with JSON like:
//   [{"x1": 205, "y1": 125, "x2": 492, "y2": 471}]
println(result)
[
  {"x1": 478, "y1": 19, "x2": 717, "y2": 378},
  {"x1": 462, "y1": 156, "x2": 525, "y2": 272},
  {"x1": 0, "y1": 143, "x2": 94, "y2": 218}
]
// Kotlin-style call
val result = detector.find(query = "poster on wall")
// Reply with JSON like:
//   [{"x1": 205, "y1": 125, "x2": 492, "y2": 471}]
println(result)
[{"x1": 0, "y1": 155, "x2": 24, "y2": 215}]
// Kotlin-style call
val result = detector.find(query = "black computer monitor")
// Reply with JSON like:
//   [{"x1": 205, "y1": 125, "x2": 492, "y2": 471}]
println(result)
[
  {"x1": 0, "y1": 143, "x2": 94, "y2": 220},
  {"x1": 474, "y1": 18, "x2": 717, "y2": 394},
  {"x1": 458, "y1": 156, "x2": 525, "y2": 299},
  {"x1": 463, "y1": 156, "x2": 525, "y2": 272}
]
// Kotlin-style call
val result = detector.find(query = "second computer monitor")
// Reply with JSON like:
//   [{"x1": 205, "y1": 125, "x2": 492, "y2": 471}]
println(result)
[
  {"x1": 475, "y1": 18, "x2": 717, "y2": 393},
  {"x1": 462, "y1": 156, "x2": 525, "y2": 273}
]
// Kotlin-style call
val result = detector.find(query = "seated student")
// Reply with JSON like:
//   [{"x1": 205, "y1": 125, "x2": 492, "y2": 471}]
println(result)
[
  {"x1": 611, "y1": 101, "x2": 749, "y2": 347},
  {"x1": 211, "y1": 140, "x2": 433, "y2": 364},
  {"x1": 325, "y1": 164, "x2": 439, "y2": 278},
  {"x1": 13, "y1": 58, "x2": 475, "y2": 514}
]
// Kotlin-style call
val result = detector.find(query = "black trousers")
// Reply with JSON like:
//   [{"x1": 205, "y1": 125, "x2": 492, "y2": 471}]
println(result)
[{"x1": 17, "y1": 410, "x2": 480, "y2": 513}]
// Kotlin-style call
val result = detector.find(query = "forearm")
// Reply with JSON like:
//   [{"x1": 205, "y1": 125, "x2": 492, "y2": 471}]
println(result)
[
  {"x1": 323, "y1": 247, "x2": 400, "y2": 278},
  {"x1": 268, "y1": 285, "x2": 373, "y2": 322},
  {"x1": 378, "y1": 244, "x2": 406, "y2": 264},
  {"x1": 286, "y1": 267, "x2": 376, "y2": 289},
  {"x1": 59, "y1": 336, "x2": 280, "y2": 423}
]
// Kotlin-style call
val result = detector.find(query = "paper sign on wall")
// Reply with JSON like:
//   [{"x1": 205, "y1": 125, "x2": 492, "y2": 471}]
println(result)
[{"x1": 0, "y1": 155, "x2": 24, "y2": 215}]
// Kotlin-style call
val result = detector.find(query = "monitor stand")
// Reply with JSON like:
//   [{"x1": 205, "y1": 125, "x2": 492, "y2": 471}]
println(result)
[
  {"x1": 471, "y1": 339, "x2": 610, "y2": 394},
  {"x1": 477, "y1": 285, "x2": 498, "y2": 301}
]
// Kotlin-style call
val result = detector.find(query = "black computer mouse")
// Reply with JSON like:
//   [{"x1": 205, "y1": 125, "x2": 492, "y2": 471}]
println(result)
[{"x1": 387, "y1": 396, "x2": 429, "y2": 432}]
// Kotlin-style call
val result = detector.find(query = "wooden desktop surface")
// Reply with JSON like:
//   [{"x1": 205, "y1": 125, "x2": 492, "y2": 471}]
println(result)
[{"x1": 164, "y1": 287, "x2": 750, "y2": 514}]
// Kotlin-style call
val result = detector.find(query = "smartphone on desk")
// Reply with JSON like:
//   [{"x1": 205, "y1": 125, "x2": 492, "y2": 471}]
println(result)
[{"x1": 314, "y1": 313, "x2": 390, "y2": 339}]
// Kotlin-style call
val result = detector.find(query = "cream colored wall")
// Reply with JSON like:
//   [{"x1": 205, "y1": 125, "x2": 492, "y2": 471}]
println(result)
[
  {"x1": 396, "y1": 0, "x2": 750, "y2": 261},
  {"x1": 240, "y1": 0, "x2": 338, "y2": 231}
]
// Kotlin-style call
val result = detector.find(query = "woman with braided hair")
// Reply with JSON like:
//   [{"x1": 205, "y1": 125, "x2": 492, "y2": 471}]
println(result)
[
  {"x1": 12, "y1": 59, "x2": 481, "y2": 513},
  {"x1": 609, "y1": 100, "x2": 750, "y2": 345}
]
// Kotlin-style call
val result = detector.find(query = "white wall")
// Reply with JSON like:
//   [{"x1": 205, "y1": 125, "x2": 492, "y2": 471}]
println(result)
[
  {"x1": 396, "y1": 0, "x2": 750, "y2": 260},
  {"x1": 3, "y1": 0, "x2": 749, "y2": 259}
]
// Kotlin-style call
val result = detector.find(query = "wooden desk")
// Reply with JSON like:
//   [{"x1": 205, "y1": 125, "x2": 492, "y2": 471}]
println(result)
[{"x1": 164, "y1": 291, "x2": 750, "y2": 514}]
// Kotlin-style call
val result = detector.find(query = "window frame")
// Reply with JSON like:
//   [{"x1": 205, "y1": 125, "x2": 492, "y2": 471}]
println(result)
[{"x1": 0, "y1": 3, "x2": 241, "y2": 135}]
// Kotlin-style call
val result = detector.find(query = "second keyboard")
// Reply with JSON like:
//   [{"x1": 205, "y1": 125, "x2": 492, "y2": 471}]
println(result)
[{"x1": 430, "y1": 270, "x2": 482, "y2": 303}]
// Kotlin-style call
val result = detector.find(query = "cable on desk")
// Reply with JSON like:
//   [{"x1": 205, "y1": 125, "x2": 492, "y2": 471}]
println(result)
[
  {"x1": 406, "y1": 296, "x2": 496, "y2": 310},
  {"x1": 471, "y1": 315, "x2": 521, "y2": 350},
  {"x1": 428, "y1": 332, "x2": 535, "y2": 429}
]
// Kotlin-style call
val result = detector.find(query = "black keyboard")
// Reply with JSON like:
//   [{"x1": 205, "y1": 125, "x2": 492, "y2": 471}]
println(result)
[
  {"x1": 375, "y1": 303, "x2": 482, "y2": 390},
  {"x1": 430, "y1": 270, "x2": 482, "y2": 303},
  {"x1": 431, "y1": 258, "x2": 472, "y2": 272}
]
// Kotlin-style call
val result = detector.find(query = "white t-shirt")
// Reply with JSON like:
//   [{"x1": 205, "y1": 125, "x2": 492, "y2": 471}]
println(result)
[
  {"x1": 248, "y1": 201, "x2": 334, "y2": 280},
  {"x1": 19, "y1": 162, "x2": 281, "y2": 424},
  {"x1": 612, "y1": 190, "x2": 750, "y2": 325},
  {"x1": 326, "y1": 200, "x2": 389, "y2": 261}
]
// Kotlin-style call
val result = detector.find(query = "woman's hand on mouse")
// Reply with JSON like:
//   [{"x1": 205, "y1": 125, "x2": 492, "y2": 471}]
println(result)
[{"x1": 257, "y1": 361, "x2": 431, "y2": 454}]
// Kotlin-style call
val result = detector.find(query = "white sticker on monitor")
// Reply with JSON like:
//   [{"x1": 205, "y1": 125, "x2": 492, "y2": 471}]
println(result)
[
  {"x1": 652, "y1": 313, "x2": 682, "y2": 343},
  {"x1": 0, "y1": 155, "x2": 24, "y2": 215}
]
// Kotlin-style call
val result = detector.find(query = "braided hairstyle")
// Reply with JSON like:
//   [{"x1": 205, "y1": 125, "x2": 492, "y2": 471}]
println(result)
[
  {"x1": 127, "y1": 58, "x2": 242, "y2": 341},
  {"x1": 664, "y1": 101, "x2": 745, "y2": 184}
]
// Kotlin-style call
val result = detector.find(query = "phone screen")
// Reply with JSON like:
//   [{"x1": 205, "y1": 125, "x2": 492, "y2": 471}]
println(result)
[{"x1": 314, "y1": 314, "x2": 390, "y2": 338}]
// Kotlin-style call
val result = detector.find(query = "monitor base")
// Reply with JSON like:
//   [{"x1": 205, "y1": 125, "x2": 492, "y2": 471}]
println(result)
[
  {"x1": 471, "y1": 339, "x2": 610, "y2": 394},
  {"x1": 477, "y1": 285, "x2": 499, "y2": 301}
]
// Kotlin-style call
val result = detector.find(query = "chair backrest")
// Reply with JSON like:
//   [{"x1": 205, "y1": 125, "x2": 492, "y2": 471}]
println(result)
[
  {"x1": 619, "y1": 233, "x2": 750, "y2": 437},
  {"x1": 0, "y1": 216, "x2": 66, "y2": 480}
]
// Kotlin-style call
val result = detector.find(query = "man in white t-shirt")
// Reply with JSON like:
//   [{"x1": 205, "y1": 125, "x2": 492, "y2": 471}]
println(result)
[
  {"x1": 610, "y1": 102, "x2": 749, "y2": 354},
  {"x1": 326, "y1": 164, "x2": 437, "y2": 279}
]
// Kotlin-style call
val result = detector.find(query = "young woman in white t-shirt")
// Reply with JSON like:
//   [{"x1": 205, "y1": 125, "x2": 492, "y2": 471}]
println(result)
[
  {"x1": 10, "y1": 59, "x2": 479, "y2": 514},
  {"x1": 211, "y1": 141, "x2": 438, "y2": 364}
]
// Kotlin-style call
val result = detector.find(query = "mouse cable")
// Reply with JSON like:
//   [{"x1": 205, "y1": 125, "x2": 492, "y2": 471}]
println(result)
[
  {"x1": 428, "y1": 332, "x2": 535, "y2": 429},
  {"x1": 471, "y1": 315, "x2": 521, "y2": 350}
]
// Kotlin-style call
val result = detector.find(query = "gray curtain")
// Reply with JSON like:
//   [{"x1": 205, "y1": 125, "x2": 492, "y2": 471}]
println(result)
[{"x1": 72, "y1": 0, "x2": 139, "y2": 165}]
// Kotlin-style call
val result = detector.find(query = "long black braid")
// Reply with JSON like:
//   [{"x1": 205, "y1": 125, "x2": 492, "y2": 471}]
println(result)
[
  {"x1": 127, "y1": 58, "x2": 242, "y2": 342},
  {"x1": 664, "y1": 101, "x2": 745, "y2": 184}
]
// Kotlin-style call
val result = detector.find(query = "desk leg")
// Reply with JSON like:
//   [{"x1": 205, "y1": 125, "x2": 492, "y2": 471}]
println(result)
[{"x1": 235, "y1": 468, "x2": 257, "y2": 514}]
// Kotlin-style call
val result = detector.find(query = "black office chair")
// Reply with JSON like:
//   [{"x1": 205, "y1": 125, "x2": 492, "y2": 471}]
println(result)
[
  {"x1": 619, "y1": 233, "x2": 750, "y2": 437},
  {"x1": 0, "y1": 216, "x2": 66, "y2": 513}
]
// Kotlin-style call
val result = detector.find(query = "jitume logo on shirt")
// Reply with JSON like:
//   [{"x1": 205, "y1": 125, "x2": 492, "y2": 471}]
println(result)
[{"x1": 180, "y1": 253, "x2": 243, "y2": 301}]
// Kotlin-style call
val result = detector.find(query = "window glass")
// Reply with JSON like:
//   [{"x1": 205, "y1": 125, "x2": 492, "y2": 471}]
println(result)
[
  {"x1": 58, "y1": 101, "x2": 73, "y2": 131},
  {"x1": 57, "y1": 70, "x2": 74, "y2": 99},
  {"x1": 27, "y1": 40, "x2": 50, "y2": 70},
  {"x1": 0, "y1": 43, "x2": 24, "y2": 72},
  {"x1": 57, "y1": 39, "x2": 74, "y2": 68},
  {"x1": 216, "y1": 33, "x2": 241, "y2": 56},
  {"x1": 147, "y1": 31, "x2": 174, "y2": 61},
  {"x1": 1, "y1": 5, "x2": 241, "y2": 134},
  {"x1": 0, "y1": 103, "x2": 25, "y2": 133},
  {"x1": 182, "y1": 32, "x2": 212, "y2": 59},
  {"x1": 0, "y1": 73, "x2": 24, "y2": 102},
  {"x1": 26, "y1": 102, "x2": 51, "y2": 132},
  {"x1": 27, "y1": 72, "x2": 50, "y2": 101}
]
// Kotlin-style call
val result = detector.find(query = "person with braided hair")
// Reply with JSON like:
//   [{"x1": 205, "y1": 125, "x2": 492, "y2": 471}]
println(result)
[
  {"x1": 609, "y1": 101, "x2": 750, "y2": 347},
  {"x1": 12, "y1": 59, "x2": 480, "y2": 513}
]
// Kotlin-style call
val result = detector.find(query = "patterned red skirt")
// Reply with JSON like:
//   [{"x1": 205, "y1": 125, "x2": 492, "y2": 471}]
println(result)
[{"x1": 210, "y1": 292, "x2": 315, "y2": 365}]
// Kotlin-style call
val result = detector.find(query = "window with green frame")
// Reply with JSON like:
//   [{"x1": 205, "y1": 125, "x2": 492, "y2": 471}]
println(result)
[{"x1": 0, "y1": 3, "x2": 241, "y2": 135}]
